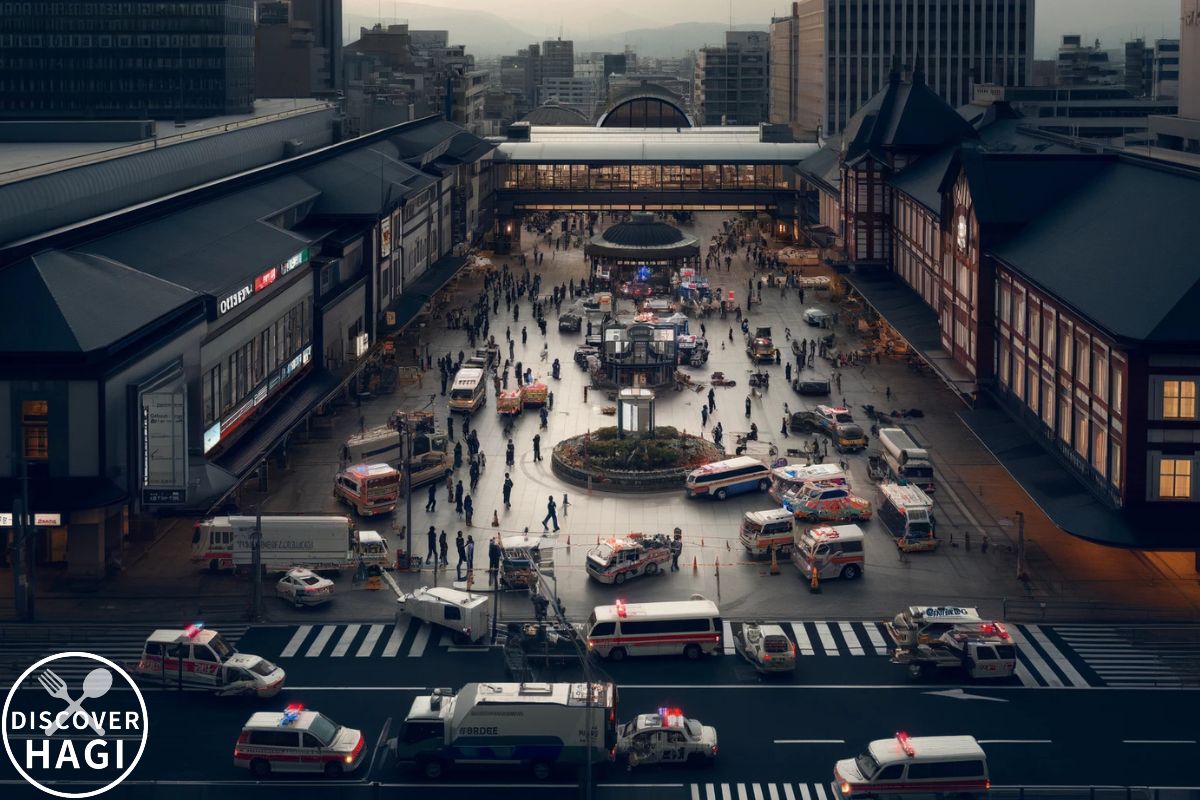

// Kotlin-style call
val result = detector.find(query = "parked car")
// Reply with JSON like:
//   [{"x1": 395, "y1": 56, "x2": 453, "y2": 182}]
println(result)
[
  {"x1": 733, "y1": 622, "x2": 796, "y2": 674},
  {"x1": 803, "y1": 308, "x2": 831, "y2": 327},
  {"x1": 616, "y1": 709, "x2": 718, "y2": 768},
  {"x1": 558, "y1": 313, "x2": 582, "y2": 332},
  {"x1": 792, "y1": 377, "x2": 831, "y2": 396},
  {"x1": 276, "y1": 568, "x2": 334, "y2": 607},
  {"x1": 783, "y1": 485, "x2": 873, "y2": 523}
]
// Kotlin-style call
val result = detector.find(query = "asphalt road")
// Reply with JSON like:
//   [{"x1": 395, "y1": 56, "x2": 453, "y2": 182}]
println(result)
[{"x1": 3, "y1": 643, "x2": 1199, "y2": 800}]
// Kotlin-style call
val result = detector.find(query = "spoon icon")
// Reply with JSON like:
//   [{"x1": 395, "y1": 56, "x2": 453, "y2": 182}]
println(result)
[{"x1": 42, "y1": 668, "x2": 113, "y2": 737}]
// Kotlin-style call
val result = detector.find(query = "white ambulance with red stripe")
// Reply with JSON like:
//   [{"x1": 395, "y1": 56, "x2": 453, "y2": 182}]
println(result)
[
  {"x1": 834, "y1": 732, "x2": 989, "y2": 799},
  {"x1": 135, "y1": 623, "x2": 285, "y2": 698},
  {"x1": 582, "y1": 598, "x2": 722, "y2": 661},
  {"x1": 234, "y1": 704, "x2": 366, "y2": 778}
]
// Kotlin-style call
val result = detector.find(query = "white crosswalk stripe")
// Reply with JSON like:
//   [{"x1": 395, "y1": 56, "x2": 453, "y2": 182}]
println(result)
[
  {"x1": 1053, "y1": 624, "x2": 1194, "y2": 687},
  {"x1": 790, "y1": 622, "x2": 814, "y2": 655},
  {"x1": 408, "y1": 622, "x2": 433, "y2": 657},
  {"x1": 838, "y1": 622, "x2": 865, "y2": 655},
  {"x1": 304, "y1": 625, "x2": 336, "y2": 657},
  {"x1": 862, "y1": 623, "x2": 888, "y2": 655},
  {"x1": 812, "y1": 622, "x2": 837, "y2": 655},
  {"x1": 280, "y1": 624, "x2": 311, "y2": 658},
  {"x1": 356, "y1": 624, "x2": 385, "y2": 657},
  {"x1": 0, "y1": 626, "x2": 249, "y2": 688},
  {"x1": 723, "y1": 620, "x2": 735, "y2": 655},
  {"x1": 330, "y1": 624, "x2": 360, "y2": 658},
  {"x1": 691, "y1": 786, "x2": 835, "y2": 800},
  {"x1": 1025, "y1": 625, "x2": 1088, "y2": 688},
  {"x1": 1008, "y1": 626, "x2": 1063, "y2": 687}
]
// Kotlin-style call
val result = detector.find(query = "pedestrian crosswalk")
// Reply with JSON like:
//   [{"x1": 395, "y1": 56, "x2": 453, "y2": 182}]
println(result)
[
  {"x1": 0, "y1": 626, "x2": 250, "y2": 688},
  {"x1": 690, "y1": 782, "x2": 837, "y2": 800},
  {"x1": 274, "y1": 619, "x2": 490, "y2": 660},
  {"x1": 1051, "y1": 625, "x2": 1200, "y2": 687}
]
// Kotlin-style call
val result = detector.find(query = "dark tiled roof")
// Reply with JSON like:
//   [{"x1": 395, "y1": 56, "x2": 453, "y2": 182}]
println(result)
[
  {"x1": 522, "y1": 103, "x2": 590, "y2": 126},
  {"x1": 598, "y1": 213, "x2": 688, "y2": 247},
  {"x1": 302, "y1": 145, "x2": 434, "y2": 216},
  {"x1": 994, "y1": 159, "x2": 1200, "y2": 343},
  {"x1": 843, "y1": 70, "x2": 977, "y2": 165},
  {"x1": 81, "y1": 176, "x2": 318, "y2": 296},
  {"x1": 0, "y1": 250, "x2": 199, "y2": 353},
  {"x1": 796, "y1": 142, "x2": 841, "y2": 191},
  {"x1": 952, "y1": 149, "x2": 1111, "y2": 227}
]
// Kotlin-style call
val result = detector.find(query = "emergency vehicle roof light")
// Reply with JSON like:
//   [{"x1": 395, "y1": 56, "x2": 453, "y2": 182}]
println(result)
[
  {"x1": 281, "y1": 704, "x2": 305, "y2": 725},
  {"x1": 658, "y1": 707, "x2": 684, "y2": 727},
  {"x1": 615, "y1": 599, "x2": 627, "y2": 617},
  {"x1": 895, "y1": 731, "x2": 915, "y2": 757},
  {"x1": 994, "y1": 622, "x2": 1009, "y2": 639},
  {"x1": 185, "y1": 622, "x2": 205, "y2": 639}
]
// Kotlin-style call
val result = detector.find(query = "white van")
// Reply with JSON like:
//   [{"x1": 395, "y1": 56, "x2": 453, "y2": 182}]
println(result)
[
  {"x1": 685, "y1": 456, "x2": 772, "y2": 500},
  {"x1": 449, "y1": 367, "x2": 486, "y2": 413},
  {"x1": 344, "y1": 426, "x2": 402, "y2": 465},
  {"x1": 739, "y1": 509, "x2": 796, "y2": 556},
  {"x1": 791, "y1": 524, "x2": 866, "y2": 581},
  {"x1": 834, "y1": 733, "x2": 989, "y2": 799},
  {"x1": 768, "y1": 463, "x2": 849, "y2": 503},
  {"x1": 583, "y1": 598, "x2": 722, "y2": 661}
]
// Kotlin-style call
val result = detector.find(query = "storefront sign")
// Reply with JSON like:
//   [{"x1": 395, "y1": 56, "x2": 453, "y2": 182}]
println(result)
[
  {"x1": 254, "y1": 267, "x2": 278, "y2": 292},
  {"x1": 218, "y1": 249, "x2": 310, "y2": 317},
  {"x1": 141, "y1": 388, "x2": 187, "y2": 491},
  {"x1": 380, "y1": 217, "x2": 393, "y2": 258},
  {"x1": 142, "y1": 488, "x2": 186, "y2": 505},
  {"x1": 279, "y1": 249, "x2": 308, "y2": 276},
  {"x1": 0, "y1": 513, "x2": 61, "y2": 527},
  {"x1": 218, "y1": 284, "x2": 253, "y2": 315},
  {"x1": 354, "y1": 332, "x2": 370, "y2": 358}
]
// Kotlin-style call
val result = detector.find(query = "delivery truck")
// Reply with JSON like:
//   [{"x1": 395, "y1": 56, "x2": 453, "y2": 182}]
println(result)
[
  {"x1": 192, "y1": 515, "x2": 362, "y2": 572},
  {"x1": 393, "y1": 682, "x2": 617, "y2": 780},
  {"x1": 876, "y1": 427, "x2": 935, "y2": 493}
]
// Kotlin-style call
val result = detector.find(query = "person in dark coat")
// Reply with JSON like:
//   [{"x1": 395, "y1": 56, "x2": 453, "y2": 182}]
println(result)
[
  {"x1": 455, "y1": 531, "x2": 467, "y2": 580},
  {"x1": 438, "y1": 530, "x2": 448, "y2": 566},
  {"x1": 426, "y1": 526, "x2": 437, "y2": 564},
  {"x1": 532, "y1": 433, "x2": 542, "y2": 462},
  {"x1": 464, "y1": 495, "x2": 474, "y2": 526},
  {"x1": 506, "y1": 439, "x2": 516, "y2": 467},
  {"x1": 488, "y1": 537, "x2": 501, "y2": 585},
  {"x1": 455, "y1": 480, "x2": 464, "y2": 513},
  {"x1": 503, "y1": 473, "x2": 514, "y2": 508},
  {"x1": 425, "y1": 483, "x2": 437, "y2": 512}
]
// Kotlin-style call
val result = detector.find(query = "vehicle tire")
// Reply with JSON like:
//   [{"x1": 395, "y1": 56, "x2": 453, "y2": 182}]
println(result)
[
  {"x1": 715, "y1": 488, "x2": 728, "y2": 500},
  {"x1": 208, "y1": 559, "x2": 220, "y2": 573},
  {"x1": 757, "y1": 479, "x2": 770, "y2": 492},
  {"x1": 840, "y1": 564, "x2": 861, "y2": 580},
  {"x1": 531, "y1": 760, "x2": 553, "y2": 781},
  {"x1": 250, "y1": 759, "x2": 271, "y2": 778},
  {"x1": 324, "y1": 762, "x2": 344, "y2": 779},
  {"x1": 684, "y1": 643, "x2": 702, "y2": 660},
  {"x1": 645, "y1": 562, "x2": 659, "y2": 576},
  {"x1": 614, "y1": 572, "x2": 626, "y2": 585},
  {"x1": 421, "y1": 758, "x2": 445, "y2": 780},
  {"x1": 608, "y1": 647, "x2": 627, "y2": 662}
]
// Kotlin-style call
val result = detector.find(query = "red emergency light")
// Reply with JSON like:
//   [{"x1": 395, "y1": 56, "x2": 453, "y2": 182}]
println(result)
[
  {"x1": 979, "y1": 622, "x2": 1010, "y2": 640},
  {"x1": 280, "y1": 704, "x2": 305, "y2": 726},
  {"x1": 184, "y1": 622, "x2": 205, "y2": 639},
  {"x1": 615, "y1": 599, "x2": 627, "y2": 617},
  {"x1": 895, "y1": 731, "x2": 916, "y2": 757}
]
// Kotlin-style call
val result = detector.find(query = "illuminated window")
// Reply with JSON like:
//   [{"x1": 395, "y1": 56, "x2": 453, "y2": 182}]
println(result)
[
  {"x1": 1163, "y1": 380, "x2": 1197, "y2": 419},
  {"x1": 1158, "y1": 458, "x2": 1192, "y2": 500},
  {"x1": 22, "y1": 400, "x2": 48, "y2": 461}
]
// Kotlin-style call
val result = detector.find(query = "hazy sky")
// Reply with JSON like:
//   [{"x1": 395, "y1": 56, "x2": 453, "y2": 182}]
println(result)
[{"x1": 369, "y1": 0, "x2": 1184, "y2": 56}]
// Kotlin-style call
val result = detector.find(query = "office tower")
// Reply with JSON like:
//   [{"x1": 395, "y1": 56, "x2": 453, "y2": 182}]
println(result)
[
  {"x1": 695, "y1": 31, "x2": 769, "y2": 126},
  {"x1": 1154, "y1": 38, "x2": 1181, "y2": 99},
  {"x1": 1055, "y1": 35, "x2": 1121, "y2": 87},
  {"x1": 793, "y1": 0, "x2": 1034, "y2": 136},
  {"x1": 1125, "y1": 39, "x2": 1155, "y2": 98},
  {"x1": 770, "y1": 4, "x2": 801, "y2": 132},
  {"x1": 290, "y1": 0, "x2": 343, "y2": 90}
]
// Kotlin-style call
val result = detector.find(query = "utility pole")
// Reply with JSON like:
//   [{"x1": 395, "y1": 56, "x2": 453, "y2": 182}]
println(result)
[
  {"x1": 10, "y1": 455, "x2": 34, "y2": 621},
  {"x1": 252, "y1": 501, "x2": 264, "y2": 621},
  {"x1": 402, "y1": 418, "x2": 413, "y2": 570},
  {"x1": 1015, "y1": 510, "x2": 1028, "y2": 581}
]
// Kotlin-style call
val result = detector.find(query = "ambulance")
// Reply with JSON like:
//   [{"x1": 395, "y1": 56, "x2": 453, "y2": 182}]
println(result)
[
  {"x1": 234, "y1": 704, "x2": 366, "y2": 778},
  {"x1": 739, "y1": 509, "x2": 796, "y2": 556},
  {"x1": 586, "y1": 534, "x2": 672, "y2": 584},
  {"x1": 134, "y1": 623, "x2": 285, "y2": 697},
  {"x1": 833, "y1": 732, "x2": 989, "y2": 799},
  {"x1": 582, "y1": 598, "x2": 722, "y2": 661},
  {"x1": 891, "y1": 621, "x2": 1018, "y2": 680},
  {"x1": 791, "y1": 524, "x2": 866, "y2": 581},
  {"x1": 886, "y1": 606, "x2": 987, "y2": 648},
  {"x1": 768, "y1": 463, "x2": 849, "y2": 503},
  {"x1": 333, "y1": 463, "x2": 400, "y2": 516}
]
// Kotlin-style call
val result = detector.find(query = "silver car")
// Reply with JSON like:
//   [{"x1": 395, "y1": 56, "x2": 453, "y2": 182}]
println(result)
[{"x1": 276, "y1": 568, "x2": 334, "y2": 607}]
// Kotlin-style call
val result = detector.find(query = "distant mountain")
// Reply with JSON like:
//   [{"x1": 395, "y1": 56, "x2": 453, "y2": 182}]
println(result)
[
  {"x1": 578, "y1": 22, "x2": 767, "y2": 58},
  {"x1": 343, "y1": 2, "x2": 534, "y2": 57}
]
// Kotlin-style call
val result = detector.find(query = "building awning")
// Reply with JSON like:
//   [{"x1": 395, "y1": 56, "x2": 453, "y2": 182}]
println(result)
[
  {"x1": 384, "y1": 254, "x2": 469, "y2": 334},
  {"x1": 959, "y1": 399, "x2": 1196, "y2": 549},
  {"x1": 842, "y1": 270, "x2": 976, "y2": 398}
]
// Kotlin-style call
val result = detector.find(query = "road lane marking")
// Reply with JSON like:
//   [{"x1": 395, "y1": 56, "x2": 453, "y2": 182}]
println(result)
[
  {"x1": 863, "y1": 623, "x2": 888, "y2": 655},
  {"x1": 1014, "y1": 661, "x2": 1039, "y2": 687},
  {"x1": 726, "y1": 784, "x2": 736, "y2": 800},
  {"x1": 784, "y1": 785, "x2": 796, "y2": 800},
  {"x1": 1010, "y1": 626, "x2": 1063, "y2": 687},
  {"x1": 799, "y1": 785, "x2": 812, "y2": 800},
  {"x1": 707, "y1": 784, "x2": 717, "y2": 800},
  {"x1": 1123, "y1": 740, "x2": 1197, "y2": 744},
  {"x1": 977, "y1": 739, "x2": 1052, "y2": 744},
  {"x1": 790, "y1": 623, "x2": 814, "y2": 655},
  {"x1": 692, "y1": 786, "x2": 700, "y2": 800},
  {"x1": 813, "y1": 622, "x2": 837, "y2": 655},
  {"x1": 814, "y1": 783, "x2": 828, "y2": 800},
  {"x1": 753, "y1": 784, "x2": 764, "y2": 800},
  {"x1": 769, "y1": 785, "x2": 780, "y2": 800},
  {"x1": 724, "y1": 621, "x2": 735, "y2": 655},
  {"x1": 356, "y1": 624, "x2": 385, "y2": 657},
  {"x1": 775, "y1": 740, "x2": 845, "y2": 744},
  {"x1": 1025, "y1": 625, "x2": 1088, "y2": 687},
  {"x1": 382, "y1": 618, "x2": 408, "y2": 657},
  {"x1": 838, "y1": 623, "x2": 864, "y2": 655},
  {"x1": 280, "y1": 624, "x2": 312, "y2": 657},
  {"x1": 304, "y1": 625, "x2": 336, "y2": 657},
  {"x1": 330, "y1": 624, "x2": 361, "y2": 657},
  {"x1": 409, "y1": 623, "x2": 432, "y2": 657}
]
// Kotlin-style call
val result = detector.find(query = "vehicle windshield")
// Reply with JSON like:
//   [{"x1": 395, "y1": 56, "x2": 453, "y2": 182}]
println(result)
[
  {"x1": 684, "y1": 719, "x2": 702, "y2": 739},
  {"x1": 855, "y1": 751, "x2": 881, "y2": 778},
  {"x1": 248, "y1": 659, "x2": 277, "y2": 677},
  {"x1": 307, "y1": 714, "x2": 339, "y2": 746},
  {"x1": 910, "y1": 522, "x2": 932, "y2": 535},
  {"x1": 209, "y1": 634, "x2": 235, "y2": 661},
  {"x1": 834, "y1": 412, "x2": 853, "y2": 423},
  {"x1": 450, "y1": 388, "x2": 473, "y2": 399},
  {"x1": 592, "y1": 544, "x2": 615, "y2": 561},
  {"x1": 301, "y1": 575, "x2": 322, "y2": 586},
  {"x1": 744, "y1": 520, "x2": 764, "y2": 535}
]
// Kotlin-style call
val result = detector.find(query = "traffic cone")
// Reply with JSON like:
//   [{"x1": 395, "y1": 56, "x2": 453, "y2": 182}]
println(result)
[
  {"x1": 491, "y1": 510, "x2": 499, "y2": 527},
  {"x1": 809, "y1": 563, "x2": 821, "y2": 593},
  {"x1": 692, "y1": 556, "x2": 698, "y2": 572}
]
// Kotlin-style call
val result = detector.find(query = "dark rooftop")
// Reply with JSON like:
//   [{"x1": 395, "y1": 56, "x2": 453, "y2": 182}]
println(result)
[
  {"x1": 596, "y1": 213, "x2": 688, "y2": 247},
  {"x1": 522, "y1": 102, "x2": 590, "y2": 126},
  {"x1": 843, "y1": 67, "x2": 977, "y2": 166}
]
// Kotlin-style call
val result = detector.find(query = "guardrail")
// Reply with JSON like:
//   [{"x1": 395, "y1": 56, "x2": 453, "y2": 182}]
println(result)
[{"x1": 1002, "y1": 598, "x2": 1200, "y2": 623}]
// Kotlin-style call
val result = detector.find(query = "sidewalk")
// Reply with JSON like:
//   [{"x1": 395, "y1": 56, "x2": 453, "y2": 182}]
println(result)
[{"x1": 4, "y1": 211, "x2": 1199, "y2": 624}]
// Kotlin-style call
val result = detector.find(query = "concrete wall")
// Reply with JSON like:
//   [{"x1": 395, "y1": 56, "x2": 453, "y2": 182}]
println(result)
[
  {"x1": 67, "y1": 381, "x2": 98, "y2": 477},
  {"x1": 1181, "y1": 0, "x2": 1200, "y2": 119}
]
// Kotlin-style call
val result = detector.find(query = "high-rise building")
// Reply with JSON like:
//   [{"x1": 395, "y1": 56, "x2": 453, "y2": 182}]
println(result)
[
  {"x1": 0, "y1": 0, "x2": 256, "y2": 119},
  {"x1": 541, "y1": 39, "x2": 575, "y2": 82},
  {"x1": 290, "y1": 0, "x2": 343, "y2": 91},
  {"x1": 695, "y1": 31, "x2": 769, "y2": 126},
  {"x1": 769, "y1": 4, "x2": 801, "y2": 134},
  {"x1": 1055, "y1": 35, "x2": 1121, "y2": 87},
  {"x1": 1147, "y1": 0, "x2": 1200, "y2": 154},
  {"x1": 1154, "y1": 38, "x2": 1181, "y2": 100},
  {"x1": 793, "y1": 0, "x2": 1034, "y2": 136},
  {"x1": 255, "y1": 0, "x2": 338, "y2": 98},
  {"x1": 1125, "y1": 39, "x2": 1155, "y2": 98}
]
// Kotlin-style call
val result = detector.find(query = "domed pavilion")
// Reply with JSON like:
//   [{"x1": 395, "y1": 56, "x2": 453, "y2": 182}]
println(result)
[{"x1": 584, "y1": 212, "x2": 700, "y2": 294}]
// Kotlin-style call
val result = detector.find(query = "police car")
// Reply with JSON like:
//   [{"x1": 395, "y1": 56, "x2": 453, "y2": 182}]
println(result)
[
  {"x1": 616, "y1": 708, "x2": 718, "y2": 768},
  {"x1": 233, "y1": 704, "x2": 366, "y2": 778},
  {"x1": 135, "y1": 623, "x2": 285, "y2": 698},
  {"x1": 276, "y1": 567, "x2": 335, "y2": 607}
]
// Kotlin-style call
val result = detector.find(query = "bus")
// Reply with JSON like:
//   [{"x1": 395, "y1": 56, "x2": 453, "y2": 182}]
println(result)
[
  {"x1": 449, "y1": 367, "x2": 486, "y2": 413},
  {"x1": 582, "y1": 598, "x2": 722, "y2": 661},
  {"x1": 685, "y1": 456, "x2": 772, "y2": 500}
]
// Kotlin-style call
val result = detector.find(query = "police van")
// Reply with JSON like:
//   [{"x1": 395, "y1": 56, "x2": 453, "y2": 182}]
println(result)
[
  {"x1": 834, "y1": 732, "x2": 989, "y2": 799},
  {"x1": 135, "y1": 623, "x2": 285, "y2": 697},
  {"x1": 234, "y1": 704, "x2": 366, "y2": 777}
]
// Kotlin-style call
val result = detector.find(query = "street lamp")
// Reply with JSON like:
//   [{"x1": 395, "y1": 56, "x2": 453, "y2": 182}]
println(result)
[{"x1": 399, "y1": 394, "x2": 437, "y2": 571}]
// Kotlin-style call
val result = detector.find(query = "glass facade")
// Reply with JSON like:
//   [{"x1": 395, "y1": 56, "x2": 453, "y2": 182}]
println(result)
[
  {"x1": 499, "y1": 163, "x2": 790, "y2": 191},
  {"x1": 600, "y1": 96, "x2": 692, "y2": 128}
]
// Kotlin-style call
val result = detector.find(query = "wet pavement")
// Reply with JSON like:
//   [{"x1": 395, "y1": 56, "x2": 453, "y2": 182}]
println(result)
[{"x1": 7, "y1": 212, "x2": 1200, "y2": 625}]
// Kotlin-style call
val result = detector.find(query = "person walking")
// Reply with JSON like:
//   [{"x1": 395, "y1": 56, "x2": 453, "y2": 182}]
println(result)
[
  {"x1": 506, "y1": 438, "x2": 515, "y2": 467},
  {"x1": 532, "y1": 433, "x2": 542, "y2": 462},
  {"x1": 542, "y1": 495, "x2": 559, "y2": 532},
  {"x1": 885, "y1": 386, "x2": 892, "y2": 402},
  {"x1": 455, "y1": 531, "x2": 467, "y2": 580},
  {"x1": 454, "y1": 480, "x2": 464, "y2": 514},
  {"x1": 745, "y1": 395, "x2": 752, "y2": 418},
  {"x1": 445, "y1": 473, "x2": 454, "y2": 503},
  {"x1": 469, "y1": 460, "x2": 480, "y2": 490},
  {"x1": 701, "y1": 405, "x2": 709, "y2": 426},
  {"x1": 521, "y1": 326, "x2": 528, "y2": 345},
  {"x1": 707, "y1": 388, "x2": 716, "y2": 412},
  {"x1": 426, "y1": 525, "x2": 437, "y2": 564},
  {"x1": 438, "y1": 529, "x2": 448, "y2": 566},
  {"x1": 488, "y1": 536, "x2": 501, "y2": 586},
  {"x1": 447, "y1": 414, "x2": 455, "y2": 441},
  {"x1": 502, "y1": 473, "x2": 514, "y2": 509},
  {"x1": 464, "y1": 494, "x2": 474, "y2": 526},
  {"x1": 425, "y1": 482, "x2": 437, "y2": 512},
  {"x1": 466, "y1": 535, "x2": 475, "y2": 581},
  {"x1": 785, "y1": 362, "x2": 792, "y2": 383},
  {"x1": 670, "y1": 528, "x2": 683, "y2": 571},
  {"x1": 454, "y1": 441, "x2": 463, "y2": 469},
  {"x1": 781, "y1": 416, "x2": 790, "y2": 437}
]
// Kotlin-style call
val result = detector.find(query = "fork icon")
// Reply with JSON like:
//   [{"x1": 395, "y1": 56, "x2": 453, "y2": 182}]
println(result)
[{"x1": 38, "y1": 669, "x2": 108, "y2": 737}]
